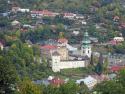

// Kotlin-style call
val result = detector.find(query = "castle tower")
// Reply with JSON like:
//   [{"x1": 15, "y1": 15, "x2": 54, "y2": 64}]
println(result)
[
  {"x1": 52, "y1": 51, "x2": 61, "y2": 72},
  {"x1": 81, "y1": 32, "x2": 91, "y2": 58}
]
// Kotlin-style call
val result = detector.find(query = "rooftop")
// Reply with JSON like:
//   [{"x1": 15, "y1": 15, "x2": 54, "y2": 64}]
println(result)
[
  {"x1": 41, "y1": 45, "x2": 57, "y2": 50},
  {"x1": 50, "y1": 77, "x2": 64, "y2": 86},
  {"x1": 58, "y1": 38, "x2": 68, "y2": 43}
]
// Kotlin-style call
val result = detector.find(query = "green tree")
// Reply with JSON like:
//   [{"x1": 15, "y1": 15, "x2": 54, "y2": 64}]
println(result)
[
  {"x1": 0, "y1": 56, "x2": 18, "y2": 94},
  {"x1": 118, "y1": 69, "x2": 125, "y2": 87},
  {"x1": 103, "y1": 58, "x2": 109, "y2": 74},
  {"x1": 95, "y1": 54, "x2": 103, "y2": 75},
  {"x1": 94, "y1": 81, "x2": 125, "y2": 94},
  {"x1": 18, "y1": 78, "x2": 42, "y2": 94},
  {"x1": 79, "y1": 81, "x2": 90, "y2": 94},
  {"x1": 60, "y1": 81, "x2": 79, "y2": 94}
]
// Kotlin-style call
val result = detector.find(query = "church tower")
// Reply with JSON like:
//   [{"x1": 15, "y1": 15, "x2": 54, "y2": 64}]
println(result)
[{"x1": 81, "y1": 32, "x2": 91, "y2": 58}]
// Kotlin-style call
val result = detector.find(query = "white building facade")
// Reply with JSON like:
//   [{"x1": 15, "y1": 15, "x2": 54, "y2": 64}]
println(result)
[{"x1": 52, "y1": 54, "x2": 87, "y2": 72}]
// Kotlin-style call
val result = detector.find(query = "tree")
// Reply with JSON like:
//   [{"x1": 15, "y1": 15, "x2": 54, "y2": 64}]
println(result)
[
  {"x1": 0, "y1": 56, "x2": 18, "y2": 94},
  {"x1": 103, "y1": 58, "x2": 109, "y2": 74},
  {"x1": 18, "y1": 78, "x2": 42, "y2": 94},
  {"x1": 90, "y1": 53, "x2": 94, "y2": 66},
  {"x1": 94, "y1": 80, "x2": 125, "y2": 94},
  {"x1": 59, "y1": 32, "x2": 65, "y2": 38},
  {"x1": 79, "y1": 81, "x2": 90, "y2": 94},
  {"x1": 43, "y1": 85, "x2": 61, "y2": 94},
  {"x1": 60, "y1": 81, "x2": 79, "y2": 94},
  {"x1": 95, "y1": 53, "x2": 103, "y2": 75},
  {"x1": 118, "y1": 69, "x2": 125, "y2": 87}
]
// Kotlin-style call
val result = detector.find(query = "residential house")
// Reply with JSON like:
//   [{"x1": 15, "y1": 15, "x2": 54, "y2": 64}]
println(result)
[
  {"x1": 57, "y1": 38, "x2": 68, "y2": 47},
  {"x1": 12, "y1": 7, "x2": 30, "y2": 13},
  {"x1": 11, "y1": 7, "x2": 20, "y2": 13},
  {"x1": 76, "y1": 76, "x2": 97, "y2": 89},
  {"x1": 110, "y1": 66, "x2": 125, "y2": 72},
  {"x1": 49, "y1": 77, "x2": 64, "y2": 87},
  {"x1": 113, "y1": 37, "x2": 124, "y2": 42},
  {"x1": 75, "y1": 14, "x2": 84, "y2": 19},
  {"x1": 108, "y1": 40, "x2": 117, "y2": 45},
  {"x1": 72, "y1": 30, "x2": 80, "y2": 36},
  {"x1": 31, "y1": 10, "x2": 59, "y2": 18},
  {"x1": 11, "y1": 20, "x2": 21, "y2": 28},
  {"x1": 18, "y1": 8, "x2": 30, "y2": 13},
  {"x1": 63, "y1": 13, "x2": 76, "y2": 19}
]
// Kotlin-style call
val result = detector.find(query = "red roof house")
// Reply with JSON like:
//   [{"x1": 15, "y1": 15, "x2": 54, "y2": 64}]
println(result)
[
  {"x1": 58, "y1": 38, "x2": 68, "y2": 46},
  {"x1": 110, "y1": 66, "x2": 125, "y2": 72},
  {"x1": 108, "y1": 40, "x2": 117, "y2": 45},
  {"x1": 31, "y1": 10, "x2": 59, "y2": 17},
  {"x1": 58, "y1": 38, "x2": 68, "y2": 43},
  {"x1": 41, "y1": 45, "x2": 57, "y2": 50},
  {"x1": 63, "y1": 13, "x2": 76, "y2": 19},
  {"x1": 50, "y1": 77, "x2": 64, "y2": 87}
]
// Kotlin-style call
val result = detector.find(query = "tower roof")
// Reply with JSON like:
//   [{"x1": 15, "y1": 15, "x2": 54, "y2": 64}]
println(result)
[
  {"x1": 82, "y1": 32, "x2": 91, "y2": 44},
  {"x1": 84, "y1": 32, "x2": 89, "y2": 36}
]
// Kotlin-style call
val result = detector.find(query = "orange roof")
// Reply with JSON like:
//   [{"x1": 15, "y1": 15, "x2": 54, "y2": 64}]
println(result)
[
  {"x1": 58, "y1": 38, "x2": 68, "y2": 43},
  {"x1": 41, "y1": 45, "x2": 57, "y2": 50}
]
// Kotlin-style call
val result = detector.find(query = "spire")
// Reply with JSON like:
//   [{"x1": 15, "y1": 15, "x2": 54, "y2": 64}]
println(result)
[{"x1": 82, "y1": 32, "x2": 91, "y2": 44}]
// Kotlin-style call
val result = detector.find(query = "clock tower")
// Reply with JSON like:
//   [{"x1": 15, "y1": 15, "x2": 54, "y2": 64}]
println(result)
[{"x1": 81, "y1": 32, "x2": 91, "y2": 58}]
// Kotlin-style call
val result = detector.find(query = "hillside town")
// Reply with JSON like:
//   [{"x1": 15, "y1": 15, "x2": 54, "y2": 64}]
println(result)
[{"x1": 0, "y1": 0, "x2": 125, "y2": 94}]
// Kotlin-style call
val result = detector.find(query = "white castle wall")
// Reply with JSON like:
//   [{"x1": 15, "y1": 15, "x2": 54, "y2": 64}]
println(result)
[{"x1": 52, "y1": 58, "x2": 87, "y2": 72}]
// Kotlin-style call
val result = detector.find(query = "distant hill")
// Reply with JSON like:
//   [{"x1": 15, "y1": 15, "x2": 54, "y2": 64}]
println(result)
[{"x1": 0, "y1": 0, "x2": 95, "y2": 13}]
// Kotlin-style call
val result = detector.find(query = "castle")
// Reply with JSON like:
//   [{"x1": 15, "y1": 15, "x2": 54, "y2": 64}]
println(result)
[
  {"x1": 51, "y1": 32, "x2": 92, "y2": 72},
  {"x1": 40, "y1": 32, "x2": 91, "y2": 72}
]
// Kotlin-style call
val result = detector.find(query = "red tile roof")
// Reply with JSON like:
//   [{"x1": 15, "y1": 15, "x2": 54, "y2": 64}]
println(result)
[
  {"x1": 50, "y1": 77, "x2": 64, "y2": 86},
  {"x1": 41, "y1": 45, "x2": 57, "y2": 50},
  {"x1": 108, "y1": 40, "x2": 117, "y2": 45},
  {"x1": 110, "y1": 66, "x2": 125, "y2": 72},
  {"x1": 58, "y1": 38, "x2": 68, "y2": 43},
  {"x1": 64, "y1": 13, "x2": 75, "y2": 16},
  {"x1": 31, "y1": 10, "x2": 57, "y2": 16}
]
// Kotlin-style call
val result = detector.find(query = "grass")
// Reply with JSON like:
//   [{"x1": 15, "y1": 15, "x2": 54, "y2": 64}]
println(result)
[{"x1": 54, "y1": 66, "x2": 94, "y2": 80}]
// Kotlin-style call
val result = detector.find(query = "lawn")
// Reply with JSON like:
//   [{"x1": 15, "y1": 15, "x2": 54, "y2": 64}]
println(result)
[{"x1": 55, "y1": 66, "x2": 94, "y2": 80}]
